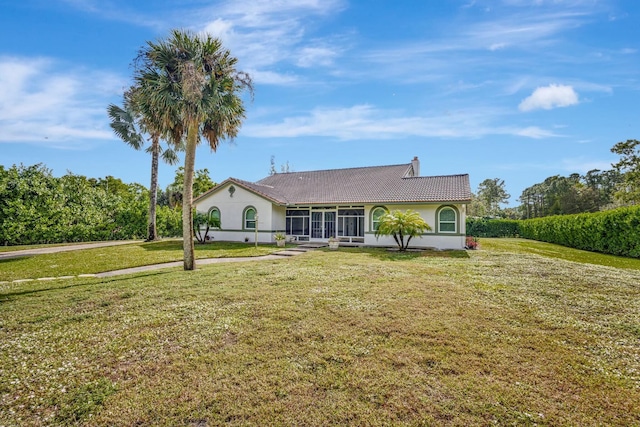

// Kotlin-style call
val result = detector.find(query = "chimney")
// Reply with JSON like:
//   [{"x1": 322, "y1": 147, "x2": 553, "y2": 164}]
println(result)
[{"x1": 411, "y1": 156, "x2": 420, "y2": 177}]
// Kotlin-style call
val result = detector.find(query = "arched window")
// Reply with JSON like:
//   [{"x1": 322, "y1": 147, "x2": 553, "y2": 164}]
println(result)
[
  {"x1": 438, "y1": 207, "x2": 457, "y2": 233},
  {"x1": 244, "y1": 207, "x2": 256, "y2": 229},
  {"x1": 208, "y1": 207, "x2": 221, "y2": 228},
  {"x1": 371, "y1": 206, "x2": 387, "y2": 231}
]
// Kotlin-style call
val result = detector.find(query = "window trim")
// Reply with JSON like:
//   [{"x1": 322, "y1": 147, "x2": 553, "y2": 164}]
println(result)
[
  {"x1": 243, "y1": 206, "x2": 257, "y2": 230},
  {"x1": 207, "y1": 206, "x2": 221, "y2": 229},
  {"x1": 370, "y1": 206, "x2": 388, "y2": 232},
  {"x1": 436, "y1": 206, "x2": 458, "y2": 234}
]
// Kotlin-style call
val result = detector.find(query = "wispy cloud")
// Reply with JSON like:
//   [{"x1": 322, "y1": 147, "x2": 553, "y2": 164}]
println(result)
[
  {"x1": 197, "y1": 0, "x2": 346, "y2": 84},
  {"x1": 0, "y1": 56, "x2": 123, "y2": 147},
  {"x1": 519, "y1": 84, "x2": 579, "y2": 111},
  {"x1": 561, "y1": 157, "x2": 617, "y2": 173},
  {"x1": 243, "y1": 104, "x2": 559, "y2": 140}
]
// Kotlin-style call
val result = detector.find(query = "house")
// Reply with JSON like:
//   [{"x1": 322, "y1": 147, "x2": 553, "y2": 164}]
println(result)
[{"x1": 194, "y1": 157, "x2": 471, "y2": 249}]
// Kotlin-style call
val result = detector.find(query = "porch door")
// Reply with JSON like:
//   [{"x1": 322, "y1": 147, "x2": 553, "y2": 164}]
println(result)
[{"x1": 311, "y1": 211, "x2": 336, "y2": 239}]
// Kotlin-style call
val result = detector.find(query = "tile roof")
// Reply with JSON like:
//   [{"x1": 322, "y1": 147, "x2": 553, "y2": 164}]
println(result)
[{"x1": 198, "y1": 163, "x2": 471, "y2": 205}]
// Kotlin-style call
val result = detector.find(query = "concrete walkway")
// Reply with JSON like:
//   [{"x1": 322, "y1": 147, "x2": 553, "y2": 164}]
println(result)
[
  {"x1": 0, "y1": 243, "x2": 319, "y2": 283},
  {"x1": 0, "y1": 240, "x2": 145, "y2": 260}
]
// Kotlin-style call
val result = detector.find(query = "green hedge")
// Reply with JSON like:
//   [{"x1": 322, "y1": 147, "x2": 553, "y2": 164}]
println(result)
[
  {"x1": 518, "y1": 206, "x2": 640, "y2": 258},
  {"x1": 466, "y1": 218, "x2": 520, "y2": 238},
  {"x1": 466, "y1": 207, "x2": 640, "y2": 258}
]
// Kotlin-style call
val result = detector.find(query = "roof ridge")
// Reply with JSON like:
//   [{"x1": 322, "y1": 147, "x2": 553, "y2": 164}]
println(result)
[
  {"x1": 264, "y1": 162, "x2": 410, "y2": 176},
  {"x1": 402, "y1": 173, "x2": 469, "y2": 179},
  {"x1": 231, "y1": 177, "x2": 274, "y2": 188}
]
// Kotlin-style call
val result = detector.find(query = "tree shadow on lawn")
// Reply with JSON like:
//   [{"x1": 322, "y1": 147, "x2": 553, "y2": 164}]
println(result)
[
  {"x1": 140, "y1": 240, "x2": 268, "y2": 252},
  {"x1": 0, "y1": 269, "x2": 176, "y2": 303},
  {"x1": 336, "y1": 247, "x2": 470, "y2": 261}
]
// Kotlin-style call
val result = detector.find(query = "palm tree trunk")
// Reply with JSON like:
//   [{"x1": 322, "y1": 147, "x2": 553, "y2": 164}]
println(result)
[
  {"x1": 182, "y1": 121, "x2": 198, "y2": 270},
  {"x1": 147, "y1": 136, "x2": 160, "y2": 241}
]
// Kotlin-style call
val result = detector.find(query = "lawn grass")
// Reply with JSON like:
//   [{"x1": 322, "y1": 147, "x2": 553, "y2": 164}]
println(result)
[
  {"x1": 0, "y1": 240, "x2": 287, "y2": 282},
  {"x1": 1, "y1": 241, "x2": 639, "y2": 425},
  {"x1": 0, "y1": 241, "x2": 116, "y2": 253},
  {"x1": 480, "y1": 237, "x2": 640, "y2": 270}
]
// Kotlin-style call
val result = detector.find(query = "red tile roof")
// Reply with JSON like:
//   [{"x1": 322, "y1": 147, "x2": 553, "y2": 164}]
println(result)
[{"x1": 196, "y1": 163, "x2": 471, "y2": 205}]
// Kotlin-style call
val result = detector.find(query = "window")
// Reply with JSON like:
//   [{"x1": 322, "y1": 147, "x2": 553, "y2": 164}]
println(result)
[
  {"x1": 338, "y1": 209, "x2": 364, "y2": 237},
  {"x1": 286, "y1": 210, "x2": 310, "y2": 236},
  {"x1": 208, "y1": 207, "x2": 221, "y2": 228},
  {"x1": 438, "y1": 207, "x2": 457, "y2": 233},
  {"x1": 244, "y1": 207, "x2": 256, "y2": 229},
  {"x1": 371, "y1": 206, "x2": 387, "y2": 231}
]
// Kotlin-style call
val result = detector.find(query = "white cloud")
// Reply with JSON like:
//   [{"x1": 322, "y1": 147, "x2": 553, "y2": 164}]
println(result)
[
  {"x1": 196, "y1": 0, "x2": 346, "y2": 84},
  {"x1": 296, "y1": 46, "x2": 339, "y2": 68},
  {"x1": 243, "y1": 104, "x2": 559, "y2": 140},
  {"x1": 0, "y1": 56, "x2": 122, "y2": 146},
  {"x1": 561, "y1": 158, "x2": 616, "y2": 173},
  {"x1": 516, "y1": 126, "x2": 559, "y2": 138},
  {"x1": 518, "y1": 84, "x2": 579, "y2": 111}
]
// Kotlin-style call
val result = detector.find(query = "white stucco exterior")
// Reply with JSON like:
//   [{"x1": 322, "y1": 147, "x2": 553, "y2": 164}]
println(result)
[
  {"x1": 195, "y1": 184, "x2": 467, "y2": 249},
  {"x1": 193, "y1": 158, "x2": 470, "y2": 250}
]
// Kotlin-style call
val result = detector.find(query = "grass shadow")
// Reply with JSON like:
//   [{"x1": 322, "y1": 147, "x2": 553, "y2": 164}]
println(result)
[
  {"x1": 334, "y1": 247, "x2": 470, "y2": 261},
  {"x1": 141, "y1": 240, "x2": 271, "y2": 253}
]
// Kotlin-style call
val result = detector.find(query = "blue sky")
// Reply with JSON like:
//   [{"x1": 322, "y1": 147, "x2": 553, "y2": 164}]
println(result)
[{"x1": 1, "y1": 0, "x2": 638, "y2": 204}]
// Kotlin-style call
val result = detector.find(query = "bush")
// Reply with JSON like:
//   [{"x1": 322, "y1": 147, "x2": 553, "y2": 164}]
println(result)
[
  {"x1": 466, "y1": 218, "x2": 519, "y2": 238},
  {"x1": 518, "y1": 206, "x2": 640, "y2": 258}
]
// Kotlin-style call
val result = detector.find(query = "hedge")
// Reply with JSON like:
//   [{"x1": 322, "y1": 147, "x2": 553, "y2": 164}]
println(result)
[
  {"x1": 466, "y1": 207, "x2": 640, "y2": 258},
  {"x1": 466, "y1": 218, "x2": 520, "y2": 238},
  {"x1": 517, "y1": 206, "x2": 640, "y2": 258}
]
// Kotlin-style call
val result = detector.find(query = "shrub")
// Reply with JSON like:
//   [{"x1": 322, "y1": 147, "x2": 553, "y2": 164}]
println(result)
[
  {"x1": 518, "y1": 206, "x2": 640, "y2": 258},
  {"x1": 466, "y1": 218, "x2": 519, "y2": 238}
]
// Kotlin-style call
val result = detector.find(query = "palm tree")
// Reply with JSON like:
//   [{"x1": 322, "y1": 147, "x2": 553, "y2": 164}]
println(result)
[
  {"x1": 107, "y1": 89, "x2": 181, "y2": 241},
  {"x1": 134, "y1": 29, "x2": 252, "y2": 270},
  {"x1": 375, "y1": 209, "x2": 432, "y2": 251}
]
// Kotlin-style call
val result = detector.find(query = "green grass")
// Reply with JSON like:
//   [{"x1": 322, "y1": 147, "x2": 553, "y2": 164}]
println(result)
[
  {"x1": 481, "y1": 237, "x2": 640, "y2": 270},
  {"x1": 0, "y1": 240, "x2": 288, "y2": 282},
  {"x1": 0, "y1": 241, "x2": 119, "y2": 253},
  {"x1": 1, "y1": 240, "x2": 639, "y2": 425}
]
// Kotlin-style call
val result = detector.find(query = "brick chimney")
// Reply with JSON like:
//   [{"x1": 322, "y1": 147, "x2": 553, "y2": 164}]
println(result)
[{"x1": 411, "y1": 156, "x2": 420, "y2": 177}]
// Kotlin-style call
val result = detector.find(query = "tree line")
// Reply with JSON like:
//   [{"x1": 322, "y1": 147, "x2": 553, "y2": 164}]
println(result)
[
  {"x1": 0, "y1": 164, "x2": 214, "y2": 246},
  {"x1": 470, "y1": 139, "x2": 639, "y2": 219}
]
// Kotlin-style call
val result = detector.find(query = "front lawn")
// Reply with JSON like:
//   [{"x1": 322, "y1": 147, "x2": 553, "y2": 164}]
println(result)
[
  {"x1": 1, "y1": 241, "x2": 639, "y2": 425},
  {"x1": 0, "y1": 240, "x2": 285, "y2": 282}
]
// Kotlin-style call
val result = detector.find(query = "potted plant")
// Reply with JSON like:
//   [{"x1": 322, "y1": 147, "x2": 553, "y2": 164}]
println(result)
[
  {"x1": 328, "y1": 236, "x2": 340, "y2": 250},
  {"x1": 274, "y1": 233, "x2": 286, "y2": 247},
  {"x1": 465, "y1": 236, "x2": 478, "y2": 250}
]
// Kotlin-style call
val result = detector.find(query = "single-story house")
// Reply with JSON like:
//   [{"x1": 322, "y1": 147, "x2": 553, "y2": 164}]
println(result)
[{"x1": 194, "y1": 157, "x2": 471, "y2": 249}]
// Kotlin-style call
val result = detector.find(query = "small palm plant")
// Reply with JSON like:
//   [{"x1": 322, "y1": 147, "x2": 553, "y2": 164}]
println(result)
[{"x1": 375, "y1": 209, "x2": 431, "y2": 251}]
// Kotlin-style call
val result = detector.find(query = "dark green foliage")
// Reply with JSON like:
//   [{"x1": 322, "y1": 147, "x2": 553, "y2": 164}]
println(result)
[
  {"x1": 611, "y1": 139, "x2": 640, "y2": 203},
  {"x1": 0, "y1": 164, "x2": 172, "y2": 245},
  {"x1": 156, "y1": 205, "x2": 183, "y2": 237},
  {"x1": 518, "y1": 206, "x2": 640, "y2": 257},
  {"x1": 518, "y1": 171, "x2": 622, "y2": 219},
  {"x1": 466, "y1": 218, "x2": 520, "y2": 237}
]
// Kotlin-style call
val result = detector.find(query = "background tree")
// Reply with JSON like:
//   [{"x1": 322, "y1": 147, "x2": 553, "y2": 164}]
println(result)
[
  {"x1": 466, "y1": 193, "x2": 487, "y2": 217},
  {"x1": 374, "y1": 209, "x2": 432, "y2": 251},
  {"x1": 611, "y1": 139, "x2": 640, "y2": 204},
  {"x1": 477, "y1": 178, "x2": 510, "y2": 217},
  {"x1": 134, "y1": 29, "x2": 252, "y2": 270},
  {"x1": 517, "y1": 170, "x2": 623, "y2": 219},
  {"x1": 108, "y1": 90, "x2": 180, "y2": 241},
  {"x1": 269, "y1": 155, "x2": 292, "y2": 175},
  {"x1": 0, "y1": 164, "x2": 162, "y2": 245},
  {"x1": 163, "y1": 167, "x2": 215, "y2": 208}
]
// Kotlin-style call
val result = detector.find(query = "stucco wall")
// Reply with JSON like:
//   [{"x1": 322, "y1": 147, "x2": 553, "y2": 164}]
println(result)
[
  {"x1": 364, "y1": 203, "x2": 466, "y2": 250},
  {"x1": 195, "y1": 188, "x2": 467, "y2": 249},
  {"x1": 194, "y1": 183, "x2": 280, "y2": 243}
]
